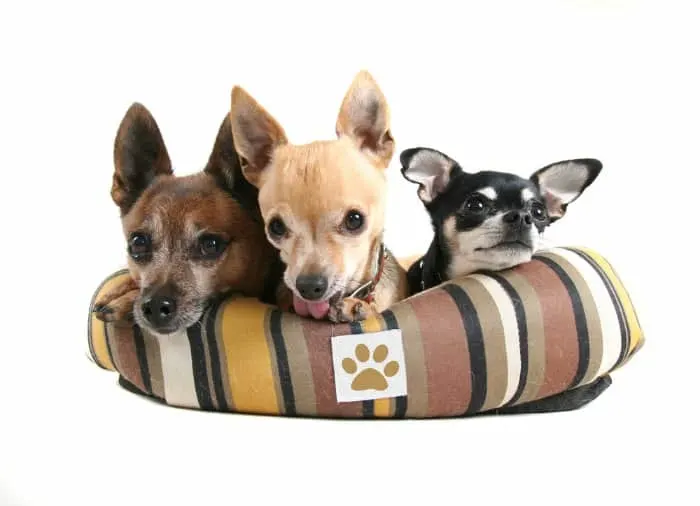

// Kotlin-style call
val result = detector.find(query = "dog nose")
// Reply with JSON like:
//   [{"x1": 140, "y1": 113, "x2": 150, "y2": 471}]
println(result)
[
  {"x1": 503, "y1": 210, "x2": 532, "y2": 226},
  {"x1": 296, "y1": 275, "x2": 328, "y2": 301},
  {"x1": 141, "y1": 294, "x2": 177, "y2": 328}
]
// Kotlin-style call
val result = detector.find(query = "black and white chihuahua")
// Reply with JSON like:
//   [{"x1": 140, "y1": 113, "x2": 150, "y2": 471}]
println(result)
[{"x1": 400, "y1": 147, "x2": 602, "y2": 294}]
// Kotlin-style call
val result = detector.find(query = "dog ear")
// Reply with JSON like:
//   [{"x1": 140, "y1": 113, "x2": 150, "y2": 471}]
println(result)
[
  {"x1": 530, "y1": 158, "x2": 602, "y2": 220},
  {"x1": 112, "y1": 103, "x2": 173, "y2": 213},
  {"x1": 205, "y1": 114, "x2": 244, "y2": 192},
  {"x1": 336, "y1": 70, "x2": 395, "y2": 167},
  {"x1": 205, "y1": 114, "x2": 261, "y2": 216},
  {"x1": 230, "y1": 86, "x2": 288, "y2": 188},
  {"x1": 400, "y1": 147, "x2": 463, "y2": 204}
]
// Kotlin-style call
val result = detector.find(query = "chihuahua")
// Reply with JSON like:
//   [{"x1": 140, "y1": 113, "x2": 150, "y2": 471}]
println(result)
[
  {"x1": 229, "y1": 71, "x2": 408, "y2": 323},
  {"x1": 93, "y1": 103, "x2": 281, "y2": 336},
  {"x1": 400, "y1": 147, "x2": 602, "y2": 294}
]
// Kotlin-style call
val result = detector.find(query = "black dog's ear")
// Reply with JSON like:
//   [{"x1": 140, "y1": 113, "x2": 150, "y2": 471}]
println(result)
[
  {"x1": 400, "y1": 147, "x2": 463, "y2": 204},
  {"x1": 112, "y1": 103, "x2": 173, "y2": 214},
  {"x1": 530, "y1": 158, "x2": 602, "y2": 220}
]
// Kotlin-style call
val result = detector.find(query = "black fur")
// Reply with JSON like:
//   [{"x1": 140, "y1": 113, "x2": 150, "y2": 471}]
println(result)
[{"x1": 401, "y1": 148, "x2": 602, "y2": 295}]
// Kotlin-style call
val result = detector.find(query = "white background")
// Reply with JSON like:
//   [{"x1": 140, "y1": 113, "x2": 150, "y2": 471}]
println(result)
[{"x1": 1, "y1": 1, "x2": 698, "y2": 504}]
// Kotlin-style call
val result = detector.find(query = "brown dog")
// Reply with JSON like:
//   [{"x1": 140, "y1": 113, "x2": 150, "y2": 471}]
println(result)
[
  {"x1": 93, "y1": 103, "x2": 281, "y2": 336},
  {"x1": 229, "y1": 71, "x2": 408, "y2": 323}
]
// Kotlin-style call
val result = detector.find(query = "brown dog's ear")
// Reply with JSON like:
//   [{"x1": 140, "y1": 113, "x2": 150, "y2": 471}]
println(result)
[
  {"x1": 112, "y1": 103, "x2": 172, "y2": 214},
  {"x1": 204, "y1": 114, "x2": 261, "y2": 216},
  {"x1": 205, "y1": 114, "x2": 243, "y2": 192},
  {"x1": 229, "y1": 86, "x2": 288, "y2": 188},
  {"x1": 530, "y1": 158, "x2": 603, "y2": 221},
  {"x1": 336, "y1": 70, "x2": 394, "y2": 168},
  {"x1": 400, "y1": 147, "x2": 463, "y2": 204}
]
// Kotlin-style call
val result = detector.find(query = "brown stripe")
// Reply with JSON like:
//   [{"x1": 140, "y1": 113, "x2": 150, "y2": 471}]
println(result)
[
  {"x1": 109, "y1": 322, "x2": 146, "y2": 391},
  {"x1": 539, "y1": 251, "x2": 603, "y2": 387},
  {"x1": 454, "y1": 278, "x2": 508, "y2": 411},
  {"x1": 142, "y1": 331, "x2": 164, "y2": 400},
  {"x1": 495, "y1": 270, "x2": 545, "y2": 405},
  {"x1": 280, "y1": 313, "x2": 317, "y2": 416},
  {"x1": 407, "y1": 289, "x2": 471, "y2": 417},
  {"x1": 301, "y1": 319, "x2": 362, "y2": 418},
  {"x1": 388, "y1": 302, "x2": 429, "y2": 417},
  {"x1": 517, "y1": 261, "x2": 579, "y2": 399}
]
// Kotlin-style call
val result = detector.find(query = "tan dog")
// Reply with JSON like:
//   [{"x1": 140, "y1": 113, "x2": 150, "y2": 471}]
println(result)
[
  {"x1": 229, "y1": 71, "x2": 408, "y2": 323},
  {"x1": 94, "y1": 103, "x2": 281, "y2": 336}
]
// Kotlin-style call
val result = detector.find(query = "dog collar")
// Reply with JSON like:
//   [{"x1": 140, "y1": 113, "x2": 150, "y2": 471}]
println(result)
[{"x1": 348, "y1": 243, "x2": 387, "y2": 304}]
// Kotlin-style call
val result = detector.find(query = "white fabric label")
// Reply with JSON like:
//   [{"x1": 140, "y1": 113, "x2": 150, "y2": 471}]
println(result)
[{"x1": 331, "y1": 329, "x2": 408, "y2": 403}]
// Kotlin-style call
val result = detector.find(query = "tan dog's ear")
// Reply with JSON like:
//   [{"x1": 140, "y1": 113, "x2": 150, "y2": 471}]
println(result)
[
  {"x1": 112, "y1": 103, "x2": 172, "y2": 214},
  {"x1": 336, "y1": 70, "x2": 394, "y2": 167},
  {"x1": 230, "y1": 86, "x2": 288, "y2": 188}
]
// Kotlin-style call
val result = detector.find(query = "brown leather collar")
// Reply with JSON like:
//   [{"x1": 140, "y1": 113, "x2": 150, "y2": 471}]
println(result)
[{"x1": 348, "y1": 243, "x2": 387, "y2": 304}]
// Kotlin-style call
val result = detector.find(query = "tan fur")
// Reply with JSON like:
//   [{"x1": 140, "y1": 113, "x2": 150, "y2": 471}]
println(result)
[{"x1": 230, "y1": 71, "x2": 407, "y2": 321}]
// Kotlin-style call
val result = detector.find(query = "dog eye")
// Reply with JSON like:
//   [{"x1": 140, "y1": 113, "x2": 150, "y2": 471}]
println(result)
[
  {"x1": 197, "y1": 234, "x2": 227, "y2": 259},
  {"x1": 268, "y1": 217, "x2": 287, "y2": 239},
  {"x1": 465, "y1": 196, "x2": 486, "y2": 213},
  {"x1": 128, "y1": 232, "x2": 152, "y2": 262},
  {"x1": 531, "y1": 202, "x2": 547, "y2": 220},
  {"x1": 343, "y1": 210, "x2": 365, "y2": 233}
]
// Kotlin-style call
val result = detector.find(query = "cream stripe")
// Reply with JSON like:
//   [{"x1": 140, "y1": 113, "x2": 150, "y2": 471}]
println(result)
[
  {"x1": 552, "y1": 249, "x2": 621, "y2": 379},
  {"x1": 158, "y1": 330, "x2": 199, "y2": 408},
  {"x1": 471, "y1": 274, "x2": 522, "y2": 407}
]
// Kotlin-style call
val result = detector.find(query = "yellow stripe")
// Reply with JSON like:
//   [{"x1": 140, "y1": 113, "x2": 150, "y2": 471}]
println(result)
[
  {"x1": 89, "y1": 272, "x2": 131, "y2": 371},
  {"x1": 362, "y1": 315, "x2": 392, "y2": 418},
  {"x1": 220, "y1": 298, "x2": 280, "y2": 415},
  {"x1": 579, "y1": 248, "x2": 645, "y2": 356}
]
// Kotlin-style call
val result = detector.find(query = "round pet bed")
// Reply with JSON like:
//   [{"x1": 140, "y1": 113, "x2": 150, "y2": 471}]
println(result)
[{"x1": 87, "y1": 246, "x2": 643, "y2": 418}]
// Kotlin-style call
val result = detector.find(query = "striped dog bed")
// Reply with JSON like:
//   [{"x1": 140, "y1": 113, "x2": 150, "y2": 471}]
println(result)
[{"x1": 87, "y1": 247, "x2": 643, "y2": 418}]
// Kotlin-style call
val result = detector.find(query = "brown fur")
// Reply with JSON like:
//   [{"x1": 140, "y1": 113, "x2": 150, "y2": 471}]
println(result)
[
  {"x1": 94, "y1": 103, "x2": 277, "y2": 335},
  {"x1": 230, "y1": 71, "x2": 407, "y2": 322}
]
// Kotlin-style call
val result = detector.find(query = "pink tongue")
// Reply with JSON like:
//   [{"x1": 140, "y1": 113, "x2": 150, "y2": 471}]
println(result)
[{"x1": 293, "y1": 295, "x2": 330, "y2": 319}]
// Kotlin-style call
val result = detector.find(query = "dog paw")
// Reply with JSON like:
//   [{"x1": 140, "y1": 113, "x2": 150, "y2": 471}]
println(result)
[
  {"x1": 94, "y1": 287, "x2": 139, "y2": 323},
  {"x1": 328, "y1": 297, "x2": 373, "y2": 323}
]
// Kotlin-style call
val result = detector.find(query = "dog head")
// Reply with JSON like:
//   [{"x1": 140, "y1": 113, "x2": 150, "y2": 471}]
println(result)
[
  {"x1": 400, "y1": 147, "x2": 602, "y2": 278},
  {"x1": 229, "y1": 71, "x2": 394, "y2": 319},
  {"x1": 111, "y1": 103, "x2": 272, "y2": 335}
]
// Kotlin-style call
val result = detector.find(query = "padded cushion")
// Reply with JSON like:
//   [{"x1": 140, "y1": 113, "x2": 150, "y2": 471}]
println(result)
[{"x1": 87, "y1": 247, "x2": 643, "y2": 418}]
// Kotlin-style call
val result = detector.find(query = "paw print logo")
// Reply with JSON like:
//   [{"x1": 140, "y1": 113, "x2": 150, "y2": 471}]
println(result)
[{"x1": 341, "y1": 343, "x2": 400, "y2": 391}]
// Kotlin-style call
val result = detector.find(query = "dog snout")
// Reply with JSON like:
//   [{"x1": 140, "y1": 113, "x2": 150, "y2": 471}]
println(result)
[
  {"x1": 503, "y1": 210, "x2": 532, "y2": 227},
  {"x1": 141, "y1": 291, "x2": 178, "y2": 329},
  {"x1": 296, "y1": 274, "x2": 328, "y2": 301}
]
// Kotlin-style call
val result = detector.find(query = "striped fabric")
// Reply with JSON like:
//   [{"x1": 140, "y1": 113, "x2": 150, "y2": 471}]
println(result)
[{"x1": 87, "y1": 247, "x2": 644, "y2": 418}]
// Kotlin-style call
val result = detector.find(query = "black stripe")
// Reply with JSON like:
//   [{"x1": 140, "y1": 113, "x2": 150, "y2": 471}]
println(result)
[
  {"x1": 597, "y1": 256, "x2": 642, "y2": 354},
  {"x1": 565, "y1": 248, "x2": 630, "y2": 369},
  {"x1": 442, "y1": 284, "x2": 487, "y2": 414},
  {"x1": 205, "y1": 303, "x2": 228, "y2": 410},
  {"x1": 270, "y1": 309, "x2": 296, "y2": 415},
  {"x1": 534, "y1": 256, "x2": 590, "y2": 389},
  {"x1": 187, "y1": 325, "x2": 214, "y2": 410},
  {"x1": 382, "y1": 310, "x2": 407, "y2": 418},
  {"x1": 133, "y1": 325, "x2": 152, "y2": 395},
  {"x1": 486, "y1": 273, "x2": 529, "y2": 407},
  {"x1": 348, "y1": 321, "x2": 373, "y2": 417}
]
